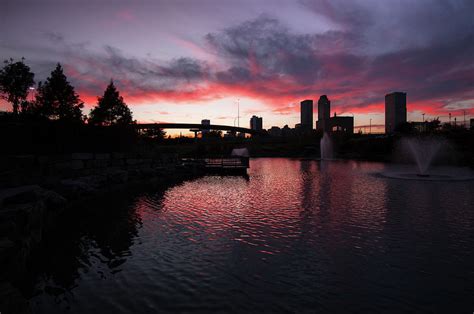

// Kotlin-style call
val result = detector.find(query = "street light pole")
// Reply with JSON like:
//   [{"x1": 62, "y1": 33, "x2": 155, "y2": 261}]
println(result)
[
  {"x1": 369, "y1": 118, "x2": 372, "y2": 134},
  {"x1": 237, "y1": 98, "x2": 240, "y2": 128},
  {"x1": 422, "y1": 113, "x2": 425, "y2": 122}
]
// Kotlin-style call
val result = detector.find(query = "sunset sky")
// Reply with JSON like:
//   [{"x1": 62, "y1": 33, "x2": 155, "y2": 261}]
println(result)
[{"x1": 1, "y1": 0, "x2": 473, "y2": 133}]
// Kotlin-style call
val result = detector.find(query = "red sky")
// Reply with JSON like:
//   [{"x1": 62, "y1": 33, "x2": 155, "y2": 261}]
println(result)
[{"x1": 1, "y1": 0, "x2": 473, "y2": 132}]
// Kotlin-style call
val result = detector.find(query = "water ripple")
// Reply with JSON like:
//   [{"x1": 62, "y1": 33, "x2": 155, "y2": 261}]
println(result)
[{"x1": 29, "y1": 159, "x2": 474, "y2": 313}]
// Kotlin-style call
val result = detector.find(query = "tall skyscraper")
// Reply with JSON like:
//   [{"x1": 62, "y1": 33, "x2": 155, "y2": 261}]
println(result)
[
  {"x1": 250, "y1": 115, "x2": 263, "y2": 131},
  {"x1": 300, "y1": 99, "x2": 313, "y2": 130},
  {"x1": 385, "y1": 92, "x2": 407, "y2": 134},
  {"x1": 317, "y1": 95, "x2": 331, "y2": 132},
  {"x1": 201, "y1": 119, "x2": 210, "y2": 135}
]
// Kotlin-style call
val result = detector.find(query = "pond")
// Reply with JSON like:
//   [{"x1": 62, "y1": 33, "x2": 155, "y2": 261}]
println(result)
[{"x1": 27, "y1": 159, "x2": 474, "y2": 313}]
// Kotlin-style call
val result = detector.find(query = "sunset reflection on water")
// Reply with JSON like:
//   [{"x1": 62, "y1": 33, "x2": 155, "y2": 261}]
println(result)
[{"x1": 30, "y1": 159, "x2": 474, "y2": 313}]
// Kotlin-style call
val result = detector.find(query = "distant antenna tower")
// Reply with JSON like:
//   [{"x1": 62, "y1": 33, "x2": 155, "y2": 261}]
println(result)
[{"x1": 237, "y1": 98, "x2": 240, "y2": 128}]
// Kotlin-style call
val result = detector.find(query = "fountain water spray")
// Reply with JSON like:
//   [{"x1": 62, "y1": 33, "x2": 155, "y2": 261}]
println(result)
[
  {"x1": 402, "y1": 137, "x2": 443, "y2": 176},
  {"x1": 381, "y1": 137, "x2": 474, "y2": 181},
  {"x1": 320, "y1": 132, "x2": 333, "y2": 160}
]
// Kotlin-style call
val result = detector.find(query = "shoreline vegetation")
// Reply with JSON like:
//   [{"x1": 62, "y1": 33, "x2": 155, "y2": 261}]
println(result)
[{"x1": 1, "y1": 119, "x2": 473, "y2": 175}]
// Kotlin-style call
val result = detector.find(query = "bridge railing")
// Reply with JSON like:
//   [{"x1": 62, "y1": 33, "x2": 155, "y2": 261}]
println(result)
[
  {"x1": 204, "y1": 157, "x2": 249, "y2": 168},
  {"x1": 180, "y1": 156, "x2": 249, "y2": 169}
]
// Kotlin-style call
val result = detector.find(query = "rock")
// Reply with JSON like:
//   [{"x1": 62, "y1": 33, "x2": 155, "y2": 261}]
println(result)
[
  {"x1": 59, "y1": 179, "x2": 95, "y2": 198},
  {"x1": 0, "y1": 238, "x2": 15, "y2": 263},
  {"x1": 0, "y1": 281, "x2": 31, "y2": 314},
  {"x1": 105, "y1": 170, "x2": 128, "y2": 184},
  {"x1": 0, "y1": 240, "x2": 16, "y2": 268},
  {"x1": 0, "y1": 206, "x2": 30, "y2": 236},
  {"x1": 0, "y1": 156, "x2": 8, "y2": 172},
  {"x1": 142, "y1": 159, "x2": 152, "y2": 165},
  {"x1": 42, "y1": 190, "x2": 67, "y2": 211},
  {"x1": 95, "y1": 159, "x2": 109, "y2": 168},
  {"x1": 112, "y1": 152, "x2": 125, "y2": 159},
  {"x1": 139, "y1": 167, "x2": 155, "y2": 177},
  {"x1": 12, "y1": 155, "x2": 35, "y2": 169},
  {"x1": 71, "y1": 160, "x2": 84, "y2": 170},
  {"x1": 0, "y1": 221, "x2": 16, "y2": 237},
  {"x1": 0, "y1": 186, "x2": 65, "y2": 214},
  {"x1": 44, "y1": 285, "x2": 66, "y2": 296},
  {"x1": 126, "y1": 159, "x2": 139, "y2": 166},
  {"x1": 95, "y1": 153, "x2": 110, "y2": 160},
  {"x1": 71, "y1": 153, "x2": 93, "y2": 160},
  {"x1": 90, "y1": 175, "x2": 107, "y2": 187},
  {"x1": 41, "y1": 176, "x2": 61, "y2": 187},
  {"x1": 21, "y1": 202, "x2": 44, "y2": 233},
  {"x1": 59, "y1": 174, "x2": 110, "y2": 197},
  {"x1": 0, "y1": 238, "x2": 14, "y2": 250},
  {"x1": 111, "y1": 159, "x2": 125, "y2": 167},
  {"x1": 0, "y1": 185, "x2": 43, "y2": 207},
  {"x1": 36, "y1": 155, "x2": 49, "y2": 165},
  {"x1": 54, "y1": 161, "x2": 72, "y2": 171},
  {"x1": 86, "y1": 159, "x2": 108, "y2": 169},
  {"x1": 0, "y1": 171, "x2": 21, "y2": 190},
  {"x1": 127, "y1": 169, "x2": 141, "y2": 180}
]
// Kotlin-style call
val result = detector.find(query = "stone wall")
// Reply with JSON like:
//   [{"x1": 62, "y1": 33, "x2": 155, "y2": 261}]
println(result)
[
  {"x1": 0, "y1": 185, "x2": 66, "y2": 314},
  {"x1": 0, "y1": 152, "x2": 179, "y2": 189}
]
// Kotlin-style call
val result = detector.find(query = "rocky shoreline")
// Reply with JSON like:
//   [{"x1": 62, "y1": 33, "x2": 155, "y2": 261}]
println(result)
[{"x1": 0, "y1": 158, "x2": 204, "y2": 314}]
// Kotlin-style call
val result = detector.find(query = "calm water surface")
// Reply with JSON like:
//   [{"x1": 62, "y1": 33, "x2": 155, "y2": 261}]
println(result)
[{"x1": 29, "y1": 159, "x2": 474, "y2": 313}]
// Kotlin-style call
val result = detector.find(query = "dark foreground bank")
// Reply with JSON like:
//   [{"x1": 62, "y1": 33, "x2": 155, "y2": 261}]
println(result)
[{"x1": 0, "y1": 154, "x2": 204, "y2": 314}]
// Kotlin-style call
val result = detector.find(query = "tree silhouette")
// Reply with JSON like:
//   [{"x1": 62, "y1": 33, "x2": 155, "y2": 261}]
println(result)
[
  {"x1": 426, "y1": 118, "x2": 441, "y2": 132},
  {"x1": 89, "y1": 81, "x2": 133, "y2": 126},
  {"x1": 142, "y1": 127, "x2": 166, "y2": 140},
  {"x1": 205, "y1": 130, "x2": 223, "y2": 138},
  {"x1": 0, "y1": 58, "x2": 35, "y2": 114},
  {"x1": 34, "y1": 63, "x2": 84, "y2": 122}
]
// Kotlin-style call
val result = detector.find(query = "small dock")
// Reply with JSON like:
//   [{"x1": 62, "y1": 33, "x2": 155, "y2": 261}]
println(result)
[{"x1": 181, "y1": 157, "x2": 249, "y2": 175}]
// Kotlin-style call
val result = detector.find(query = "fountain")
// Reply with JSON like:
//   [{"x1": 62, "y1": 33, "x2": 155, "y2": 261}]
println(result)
[
  {"x1": 320, "y1": 132, "x2": 333, "y2": 160},
  {"x1": 404, "y1": 137, "x2": 443, "y2": 176},
  {"x1": 381, "y1": 137, "x2": 474, "y2": 181}
]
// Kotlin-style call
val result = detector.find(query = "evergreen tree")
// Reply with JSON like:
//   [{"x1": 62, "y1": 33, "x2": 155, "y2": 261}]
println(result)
[
  {"x1": 0, "y1": 58, "x2": 35, "y2": 114},
  {"x1": 89, "y1": 80, "x2": 133, "y2": 126},
  {"x1": 143, "y1": 127, "x2": 166, "y2": 140},
  {"x1": 35, "y1": 63, "x2": 84, "y2": 122}
]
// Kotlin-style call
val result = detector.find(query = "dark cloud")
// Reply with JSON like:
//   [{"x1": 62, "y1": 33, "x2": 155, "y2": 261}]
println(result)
[
  {"x1": 215, "y1": 66, "x2": 252, "y2": 84},
  {"x1": 301, "y1": 0, "x2": 474, "y2": 53},
  {"x1": 100, "y1": 46, "x2": 209, "y2": 83},
  {"x1": 2, "y1": 5, "x2": 473, "y2": 116},
  {"x1": 300, "y1": 0, "x2": 373, "y2": 30},
  {"x1": 27, "y1": 41, "x2": 212, "y2": 97},
  {"x1": 159, "y1": 58, "x2": 208, "y2": 81},
  {"x1": 206, "y1": 15, "x2": 323, "y2": 84},
  {"x1": 43, "y1": 32, "x2": 65, "y2": 44},
  {"x1": 367, "y1": 32, "x2": 474, "y2": 102}
]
